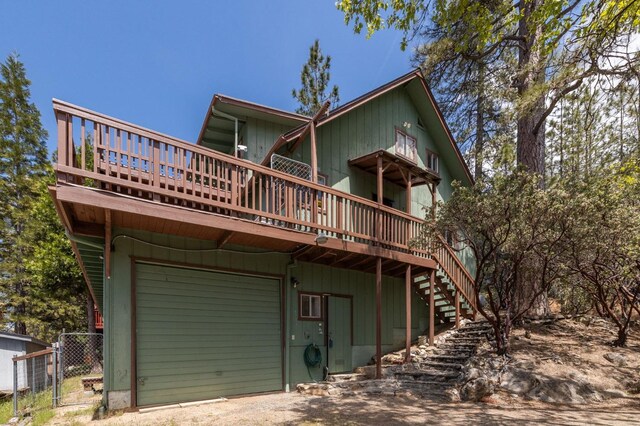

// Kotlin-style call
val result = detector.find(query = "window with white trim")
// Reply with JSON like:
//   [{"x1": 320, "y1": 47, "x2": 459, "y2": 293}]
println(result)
[
  {"x1": 395, "y1": 129, "x2": 417, "y2": 163},
  {"x1": 299, "y1": 293, "x2": 322, "y2": 319},
  {"x1": 426, "y1": 149, "x2": 439, "y2": 174}
]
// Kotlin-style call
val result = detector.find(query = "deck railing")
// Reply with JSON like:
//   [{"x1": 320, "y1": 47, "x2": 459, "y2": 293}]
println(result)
[{"x1": 53, "y1": 100, "x2": 476, "y2": 311}]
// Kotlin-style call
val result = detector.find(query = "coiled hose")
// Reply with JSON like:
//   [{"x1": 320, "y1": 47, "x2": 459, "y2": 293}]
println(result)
[{"x1": 304, "y1": 343, "x2": 322, "y2": 382}]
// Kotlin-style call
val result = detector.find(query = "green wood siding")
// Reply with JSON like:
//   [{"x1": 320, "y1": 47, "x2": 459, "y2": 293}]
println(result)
[
  {"x1": 105, "y1": 228, "x2": 433, "y2": 405},
  {"x1": 106, "y1": 228, "x2": 290, "y2": 395},
  {"x1": 288, "y1": 261, "x2": 427, "y2": 385},
  {"x1": 288, "y1": 87, "x2": 450, "y2": 214},
  {"x1": 135, "y1": 263, "x2": 282, "y2": 406},
  {"x1": 244, "y1": 117, "x2": 292, "y2": 164}
]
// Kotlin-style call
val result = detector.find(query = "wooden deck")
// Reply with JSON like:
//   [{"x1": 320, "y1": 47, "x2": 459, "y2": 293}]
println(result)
[{"x1": 51, "y1": 100, "x2": 476, "y2": 315}]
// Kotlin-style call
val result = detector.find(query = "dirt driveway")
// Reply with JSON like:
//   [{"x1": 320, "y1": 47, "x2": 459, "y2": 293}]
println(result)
[{"x1": 54, "y1": 392, "x2": 640, "y2": 426}]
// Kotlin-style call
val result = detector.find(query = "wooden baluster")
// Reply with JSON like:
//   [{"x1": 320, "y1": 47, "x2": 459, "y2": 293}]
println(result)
[
  {"x1": 105, "y1": 126, "x2": 110, "y2": 176},
  {"x1": 209, "y1": 157, "x2": 214, "y2": 201},
  {"x1": 55, "y1": 112, "x2": 68, "y2": 167},
  {"x1": 153, "y1": 140, "x2": 160, "y2": 189},
  {"x1": 116, "y1": 129, "x2": 122, "y2": 178},
  {"x1": 336, "y1": 197, "x2": 343, "y2": 237},
  {"x1": 126, "y1": 132, "x2": 132, "y2": 181},
  {"x1": 251, "y1": 173, "x2": 257, "y2": 210},
  {"x1": 244, "y1": 170, "x2": 249, "y2": 207},
  {"x1": 80, "y1": 119, "x2": 86, "y2": 171},
  {"x1": 230, "y1": 165, "x2": 238, "y2": 207},
  {"x1": 93, "y1": 122, "x2": 99, "y2": 174},
  {"x1": 258, "y1": 174, "x2": 263, "y2": 213}
]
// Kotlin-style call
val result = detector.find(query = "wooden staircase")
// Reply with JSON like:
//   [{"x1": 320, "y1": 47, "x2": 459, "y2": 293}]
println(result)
[
  {"x1": 411, "y1": 233, "x2": 478, "y2": 324},
  {"x1": 414, "y1": 269, "x2": 475, "y2": 325}
]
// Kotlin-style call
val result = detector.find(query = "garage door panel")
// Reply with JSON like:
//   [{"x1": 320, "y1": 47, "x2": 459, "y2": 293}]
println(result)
[
  {"x1": 138, "y1": 282, "x2": 280, "y2": 301},
  {"x1": 137, "y1": 271, "x2": 280, "y2": 293},
  {"x1": 136, "y1": 263, "x2": 282, "y2": 407}
]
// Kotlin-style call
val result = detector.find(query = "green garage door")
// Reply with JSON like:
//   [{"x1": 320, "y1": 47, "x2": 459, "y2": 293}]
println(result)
[{"x1": 135, "y1": 263, "x2": 282, "y2": 407}]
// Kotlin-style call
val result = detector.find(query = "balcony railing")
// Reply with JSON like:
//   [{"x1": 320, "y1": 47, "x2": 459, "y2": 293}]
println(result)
[
  {"x1": 94, "y1": 306, "x2": 103, "y2": 330},
  {"x1": 53, "y1": 100, "x2": 476, "y2": 311}
]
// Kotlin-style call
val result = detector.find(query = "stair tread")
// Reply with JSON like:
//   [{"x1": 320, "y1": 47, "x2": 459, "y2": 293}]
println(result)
[{"x1": 419, "y1": 361, "x2": 464, "y2": 369}]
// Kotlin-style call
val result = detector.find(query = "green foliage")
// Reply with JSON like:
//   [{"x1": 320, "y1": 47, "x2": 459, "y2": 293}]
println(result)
[
  {"x1": 292, "y1": 40, "x2": 340, "y2": 116},
  {"x1": 424, "y1": 169, "x2": 573, "y2": 353},
  {"x1": 0, "y1": 53, "x2": 87, "y2": 340},
  {"x1": 558, "y1": 160, "x2": 640, "y2": 345},
  {"x1": 337, "y1": 0, "x2": 639, "y2": 176},
  {"x1": 0, "y1": 53, "x2": 49, "y2": 334},
  {"x1": 23, "y1": 166, "x2": 86, "y2": 342}
]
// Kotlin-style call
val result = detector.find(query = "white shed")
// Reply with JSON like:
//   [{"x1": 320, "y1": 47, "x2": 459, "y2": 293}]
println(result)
[{"x1": 0, "y1": 331, "x2": 49, "y2": 391}]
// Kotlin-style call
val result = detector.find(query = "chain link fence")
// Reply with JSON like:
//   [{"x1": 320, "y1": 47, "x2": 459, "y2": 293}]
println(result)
[
  {"x1": 11, "y1": 348, "x2": 55, "y2": 418},
  {"x1": 10, "y1": 332, "x2": 104, "y2": 419},
  {"x1": 57, "y1": 333, "x2": 104, "y2": 406}
]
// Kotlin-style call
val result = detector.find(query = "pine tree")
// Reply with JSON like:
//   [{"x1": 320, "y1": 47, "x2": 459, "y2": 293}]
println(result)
[
  {"x1": 292, "y1": 40, "x2": 340, "y2": 116},
  {"x1": 0, "y1": 53, "x2": 48, "y2": 334}
]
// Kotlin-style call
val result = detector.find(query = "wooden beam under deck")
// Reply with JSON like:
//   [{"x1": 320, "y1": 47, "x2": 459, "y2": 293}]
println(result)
[{"x1": 53, "y1": 184, "x2": 437, "y2": 274}]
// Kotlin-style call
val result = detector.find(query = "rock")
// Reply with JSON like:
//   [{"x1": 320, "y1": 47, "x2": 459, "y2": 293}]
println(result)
[
  {"x1": 500, "y1": 368, "x2": 537, "y2": 395},
  {"x1": 418, "y1": 345, "x2": 427, "y2": 350},
  {"x1": 460, "y1": 376, "x2": 494, "y2": 401},
  {"x1": 603, "y1": 352, "x2": 627, "y2": 367},
  {"x1": 444, "y1": 388, "x2": 461, "y2": 402},
  {"x1": 465, "y1": 367, "x2": 481, "y2": 381},
  {"x1": 603, "y1": 389, "x2": 626, "y2": 398}
]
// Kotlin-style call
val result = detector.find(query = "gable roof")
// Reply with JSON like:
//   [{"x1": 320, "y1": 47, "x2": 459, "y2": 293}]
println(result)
[
  {"x1": 196, "y1": 94, "x2": 309, "y2": 149},
  {"x1": 265, "y1": 69, "x2": 474, "y2": 185}
]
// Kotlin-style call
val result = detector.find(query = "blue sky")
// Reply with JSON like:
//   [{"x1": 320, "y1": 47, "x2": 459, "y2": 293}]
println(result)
[{"x1": 0, "y1": 1, "x2": 413, "y2": 155}]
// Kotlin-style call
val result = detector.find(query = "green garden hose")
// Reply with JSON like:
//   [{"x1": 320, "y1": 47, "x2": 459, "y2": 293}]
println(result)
[{"x1": 304, "y1": 343, "x2": 322, "y2": 382}]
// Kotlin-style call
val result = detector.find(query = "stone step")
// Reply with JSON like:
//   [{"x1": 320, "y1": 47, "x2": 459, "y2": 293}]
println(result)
[
  {"x1": 459, "y1": 326, "x2": 493, "y2": 333},
  {"x1": 419, "y1": 360, "x2": 464, "y2": 370},
  {"x1": 327, "y1": 373, "x2": 367, "y2": 383},
  {"x1": 395, "y1": 370, "x2": 461, "y2": 381},
  {"x1": 433, "y1": 349, "x2": 475, "y2": 356},
  {"x1": 427, "y1": 354, "x2": 470, "y2": 362},
  {"x1": 448, "y1": 337, "x2": 485, "y2": 343}
]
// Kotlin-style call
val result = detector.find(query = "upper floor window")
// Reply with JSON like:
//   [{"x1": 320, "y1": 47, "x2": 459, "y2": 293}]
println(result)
[
  {"x1": 395, "y1": 129, "x2": 417, "y2": 163},
  {"x1": 426, "y1": 149, "x2": 439, "y2": 174}
]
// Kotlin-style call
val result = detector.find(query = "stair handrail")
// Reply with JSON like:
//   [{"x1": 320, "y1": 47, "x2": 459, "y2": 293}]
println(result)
[{"x1": 432, "y1": 234, "x2": 477, "y2": 312}]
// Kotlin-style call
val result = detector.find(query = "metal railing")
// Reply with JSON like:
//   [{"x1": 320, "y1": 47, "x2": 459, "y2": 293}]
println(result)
[
  {"x1": 53, "y1": 99, "x2": 476, "y2": 312},
  {"x1": 12, "y1": 348, "x2": 55, "y2": 418}
]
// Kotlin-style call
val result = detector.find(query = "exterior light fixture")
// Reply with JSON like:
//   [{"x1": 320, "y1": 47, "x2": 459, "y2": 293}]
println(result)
[
  {"x1": 315, "y1": 231, "x2": 328, "y2": 245},
  {"x1": 237, "y1": 144, "x2": 248, "y2": 152},
  {"x1": 291, "y1": 277, "x2": 300, "y2": 288}
]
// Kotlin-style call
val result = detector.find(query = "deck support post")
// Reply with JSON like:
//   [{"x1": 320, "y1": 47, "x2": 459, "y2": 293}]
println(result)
[
  {"x1": 405, "y1": 173, "x2": 412, "y2": 215},
  {"x1": 377, "y1": 155, "x2": 383, "y2": 203},
  {"x1": 105, "y1": 209, "x2": 112, "y2": 280},
  {"x1": 404, "y1": 264, "x2": 412, "y2": 363},
  {"x1": 310, "y1": 121, "x2": 318, "y2": 183},
  {"x1": 455, "y1": 290, "x2": 460, "y2": 329},
  {"x1": 429, "y1": 269, "x2": 435, "y2": 346},
  {"x1": 431, "y1": 182, "x2": 437, "y2": 220},
  {"x1": 375, "y1": 256, "x2": 382, "y2": 379}
]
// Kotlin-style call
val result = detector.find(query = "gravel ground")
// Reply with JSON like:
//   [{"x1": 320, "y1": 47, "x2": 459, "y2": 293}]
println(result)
[{"x1": 52, "y1": 392, "x2": 640, "y2": 426}]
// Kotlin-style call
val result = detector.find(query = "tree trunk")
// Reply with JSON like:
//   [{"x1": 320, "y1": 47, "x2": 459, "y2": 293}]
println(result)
[
  {"x1": 613, "y1": 327, "x2": 627, "y2": 347},
  {"x1": 475, "y1": 62, "x2": 486, "y2": 180},
  {"x1": 516, "y1": 0, "x2": 549, "y2": 317}
]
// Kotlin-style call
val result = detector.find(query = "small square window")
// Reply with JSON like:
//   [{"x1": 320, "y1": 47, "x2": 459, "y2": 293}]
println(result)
[
  {"x1": 299, "y1": 293, "x2": 322, "y2": 320},
  {"x1": 395, "y1": 129, "x2": 417, "y2": 163},
  {"x1": 426, "y1": 149, "x2": 439, "y2": 174}
]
